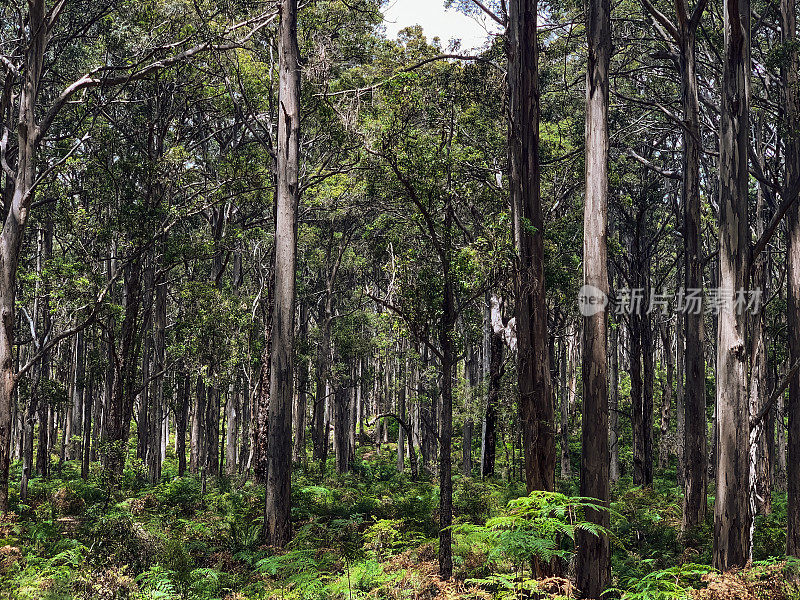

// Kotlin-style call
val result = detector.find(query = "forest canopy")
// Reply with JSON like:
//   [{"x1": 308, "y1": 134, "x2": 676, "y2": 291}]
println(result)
[{"x1": 1, "y1": 0, "x2": 800, "y2": 598}]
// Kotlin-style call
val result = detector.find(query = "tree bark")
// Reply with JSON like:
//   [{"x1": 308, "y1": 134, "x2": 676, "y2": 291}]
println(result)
[
  {"x1": 713, "y1": 0, "x2": 751, "y2": 569},
  {"x1": 509, "y1": 0, "x2": 555, "y2": 496},
  {"x1": 609, "y1": 323, "x2": 620, "y2": 483},
  {"x1": 0, "y1": 0, "x2": 48, "y2": 512},
  {"x1": 483, "y1": 317, "x2": 503, "y2": 478},
  {"x1": 659, "y1": 320, "x2": 674, "y2": 470},
  {"x1": 263, "y1": 0, "x2": 300, "y2": 548},
  {"x1": 576, "y1": 0, "x2": 612, "y2": 591},
  {"x1": 783, "y1": 0, "x2": 800, "y2": 558}
]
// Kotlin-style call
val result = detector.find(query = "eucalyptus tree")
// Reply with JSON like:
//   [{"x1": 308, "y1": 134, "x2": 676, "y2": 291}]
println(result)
[
  {"x1": 577, "y1": 0, "x2": 612, "y2": 595},
  {"x1": 0, "y1": 0, "x2": 275, "y2": 509},
  {"x1": 713, "y1": 0, "x2": 751, "y2": 570}
]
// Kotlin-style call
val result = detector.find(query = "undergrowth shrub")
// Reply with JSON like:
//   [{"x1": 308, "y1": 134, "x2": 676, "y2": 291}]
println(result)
[{"x1": 610, "y1": 562, "x2": 714, "y2": 599}]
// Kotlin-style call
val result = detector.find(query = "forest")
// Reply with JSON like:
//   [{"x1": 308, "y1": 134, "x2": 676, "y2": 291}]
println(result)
[{"x1": 2, "y1": 0, "x2": 800, "y2": 597}]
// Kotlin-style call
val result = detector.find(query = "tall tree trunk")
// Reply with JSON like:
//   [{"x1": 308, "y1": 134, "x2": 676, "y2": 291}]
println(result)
[
  {"x1": 225, "y1": 375, "x2": 240, "y2": 476},
  {"x1": 264, "y1": 0, "x2": 300, "y2": 547},
  {"x1": 81, "y1": 359, "x2": 93, "y2": 480},
  {"x1": 676, "y1": 312, "x2": 685, "y2": 488},
  {"x1": 399, "y1": 357, "x2": 408, "y2": 474},
  {"x1": 577, "y1": 0, "x2": 611, "y2": 591},
  {"x1": 659, "y1": 320, "x2": 674, "y2": 470},
  {"x1": 104, "y1": 258, "x2": 143, "y2": 481},
  {"x1": 609, "y1": 323, "x2": 620, "y2": 483},
  {"x1": 0, "y1": 0, "x2": 47, "y2": 512},
  {"x1": 461, "y1": 350, "x2": 474, "y2": 477},
  {"x1": 483, "y1": 317, "x2": 503, "y2": 478},
  {"x1": 783, "y1": 0, "x2": 800, "y2": 558},
  {"x1": 713, "y1": 0, "x2": 751, "y2": 569},
  {"x1": 679, "y1": 0, "x2": 708, "y2": 534},
  {"x1": 334, "y1": 383, "x2": 350, "y2": 474},
  {"x1": 148, "y1": 277, "x2": 166, "y2": 484},
  {"x1": 176, "y1": 370, "x2": 190, "y2": 477},
  {"x1": 437, "y1": 210, "x2": 455, "y2": 580},
  {"x1": 509, "y1": 0, "x2": 555, "y2": 496},
  {"x1": 191, "y1": 375, "x2": 207, "y2": 474},
  {"x1": 72, "y1": 329, "x2": 85, "y2": 461},
  {"x1": 292, "y1": 303, "x2": 308, "y2": 463}
]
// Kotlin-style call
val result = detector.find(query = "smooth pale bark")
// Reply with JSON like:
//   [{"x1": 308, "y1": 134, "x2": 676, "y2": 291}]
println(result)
[
  {"x1": 0, "y1": 0, "x2": 49, "y2": 511},
  {"x1": 713, "y1": 0, "x2": 751, "y2": 569},
  {"x1": 508, "y1": 0, "x2": 555, "y2": 495},
  {"x1": 577, "y1": 0, "x2": 611, "y2": 591},
  {"x1": 225, "y1": 376, "x2": 240, "y2": 475},
  {"x1": 264, "y1": 0, "x2": 300, "y2": 547},
  {"x1": 784, "y1": 0, "x2": 800, "y2": 558}
]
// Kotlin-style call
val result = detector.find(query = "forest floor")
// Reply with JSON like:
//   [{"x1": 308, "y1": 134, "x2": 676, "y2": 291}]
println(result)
[{"x1": 1, "y1": 445, "x2": 799, "y2": 600}]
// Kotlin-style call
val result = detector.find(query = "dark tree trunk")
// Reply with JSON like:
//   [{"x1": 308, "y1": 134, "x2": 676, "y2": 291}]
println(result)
[
  {"x1": 437, "y1": 225, "x2": 455, "y2": 580},
  {"x1": 190, "y1": 374, "x2": 206, "y2": 474},
  {"x1": 784, "y1": 0, "x2": 800, "y2": 558},
  {"x1": 508, "y1": 0, "x2": 555, "y2": 496},
  {"x1": 147, "y1": 277, "x2": 166, "y2": 484},
  {"x1": 482, "y1": 321, "x2": 503, "y2": 478},
  {"x1": 713, "y1": 0, "x2": 751, "y2": 569},
  {"x1": 334, "y1": 384, "x2": 350, "y2": 474},
  {"x1": 292, "y1": 303, "x2": 308, "y2": 464},
  {"x1": 176, "y1": 370, "x2": 190, "y2": 477},
  {"x1": 609, "y1": 323, "x2": 620, "y2": 483},
  {"x1": 659, "y1": 321, "x2": 674, "y2": 470}
]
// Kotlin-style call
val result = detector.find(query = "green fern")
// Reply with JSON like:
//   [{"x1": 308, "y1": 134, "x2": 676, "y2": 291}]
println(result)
[
  {"x1": 609, "y1": 563, "x2": 714, "y2": 600},
  {"x1": 136, "y1": 565, "x2": 181, "y2": 600}
]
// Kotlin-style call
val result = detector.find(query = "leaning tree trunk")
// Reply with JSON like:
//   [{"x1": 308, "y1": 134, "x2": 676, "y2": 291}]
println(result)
[
  {"x1": 713, "y1": 0, "x2": 751, "y2": 570},
  {"x1": 576, "y1": 0, "x2": 612, "y2": 592},
  {"x1": 264, "y1": 0, "x2": 300, "y2": 548},
  {"x1": 0, "y1": 0, "x2": 47, "y2": 513}
]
